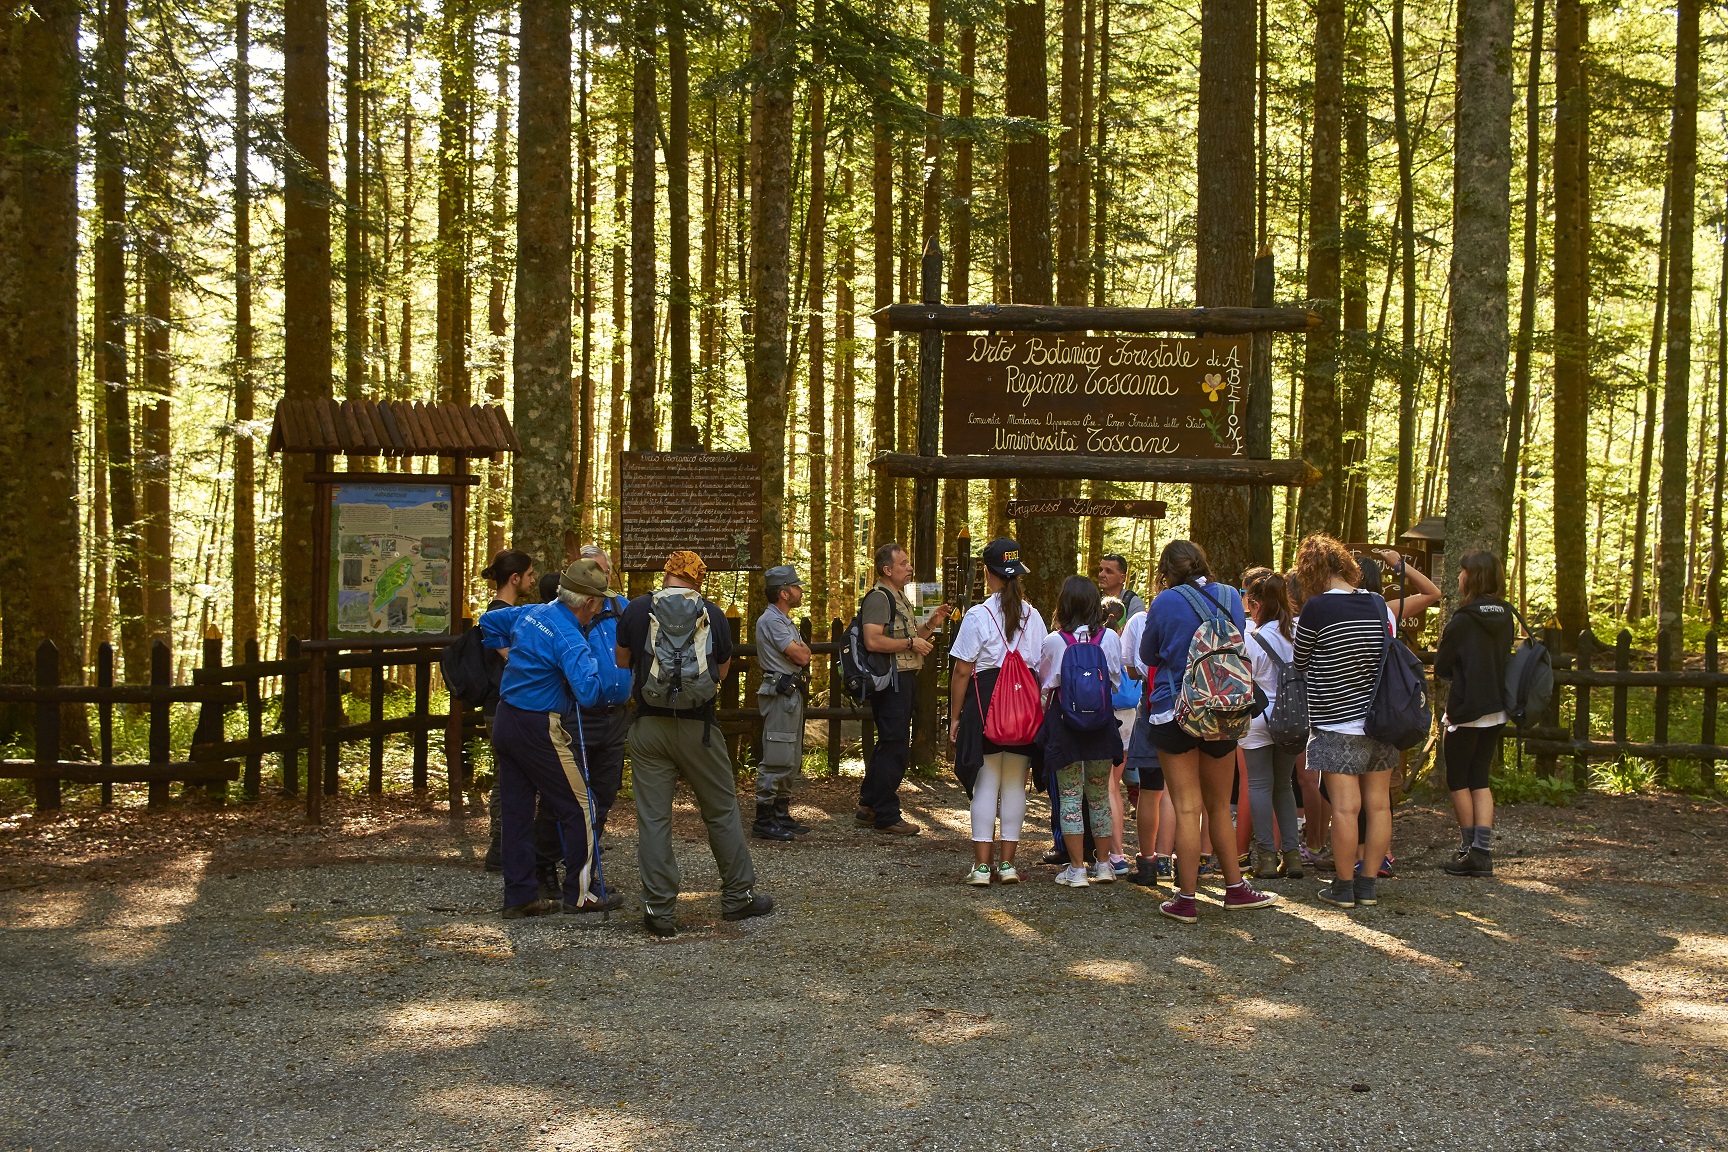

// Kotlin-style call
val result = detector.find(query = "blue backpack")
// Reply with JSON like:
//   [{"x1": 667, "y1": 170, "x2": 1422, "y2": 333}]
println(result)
[{"x1": 1057, "y1": 629, "x2": 1116, "y2": 732}]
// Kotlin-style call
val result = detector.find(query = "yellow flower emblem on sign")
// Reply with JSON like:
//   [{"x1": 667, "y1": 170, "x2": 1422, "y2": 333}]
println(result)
[{"x1": 1201, "y1": 373, "x2": 1226, "y2": 402}]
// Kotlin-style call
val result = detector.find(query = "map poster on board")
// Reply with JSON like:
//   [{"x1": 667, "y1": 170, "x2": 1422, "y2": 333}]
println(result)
[
  {"x1": 328, "y1": 483, "x2": 454, "y2": 637},
  {"x1": 942, "y1": 332, "x2": 1250, "y2": 458}
]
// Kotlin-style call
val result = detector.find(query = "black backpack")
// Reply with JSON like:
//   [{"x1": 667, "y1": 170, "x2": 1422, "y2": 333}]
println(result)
[
  {"x1": 1363, "y1": 593, "x2": 1433, "y2": 752},
  {"x1": 1252, "y1": 630, "x2": 1309, "y2": 753},
  {"x1": 839, "y1": 588, "x2": 899, "y2": 703},
  {"x1": 1503, "y1": 606, "x2": 1554, "y2": 730},
  {"x1": 441, "y1": 626, "x2": 494, "y2": 709}
]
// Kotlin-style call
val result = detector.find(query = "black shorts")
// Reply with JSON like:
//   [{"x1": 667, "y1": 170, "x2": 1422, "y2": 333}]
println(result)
[{"x1": 1146, "y1": 718, "x2": 1237, "y2": 760}]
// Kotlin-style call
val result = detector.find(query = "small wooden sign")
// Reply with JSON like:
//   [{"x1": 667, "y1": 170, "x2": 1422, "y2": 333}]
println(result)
[
  {"x1": 620, "y1": 451, "x2": 764, "y2": 572},
  {"x1": 1007, "y1": 498, "x2": 1168, "y2": 519},
  {"x1": 942, "y1": 332, "x2": 1250, "y2": 458}
]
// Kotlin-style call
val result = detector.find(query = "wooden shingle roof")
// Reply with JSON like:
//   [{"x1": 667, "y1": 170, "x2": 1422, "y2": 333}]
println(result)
[{"x1": 268, "y1": 399, "x2": 520, "y2": 456}]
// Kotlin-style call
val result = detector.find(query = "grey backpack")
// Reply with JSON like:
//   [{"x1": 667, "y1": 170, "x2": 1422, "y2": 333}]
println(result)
[
  {"x1": 1252, "y1": 630, "x2": 1309, "y2": 753},
  {"x1": 641, "y1": 589, "x2": 717, "y2": 710}
]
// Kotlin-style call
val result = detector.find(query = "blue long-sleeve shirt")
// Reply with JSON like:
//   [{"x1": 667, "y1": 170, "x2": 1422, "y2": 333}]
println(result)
[
  {"x1": 1138, "y1": 579, "x2": 1246, "y2": 720},
  {"x1": 480, "y1": 601, "x2": 631, "y2": 715}
]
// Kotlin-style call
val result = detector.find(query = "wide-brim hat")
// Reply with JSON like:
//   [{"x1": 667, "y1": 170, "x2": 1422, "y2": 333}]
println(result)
[{"x1": 559, "y1": 558, "x2": 611, "y2": 598}]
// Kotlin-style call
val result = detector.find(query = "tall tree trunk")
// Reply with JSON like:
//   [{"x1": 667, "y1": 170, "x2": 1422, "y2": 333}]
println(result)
[
  {"x1": 140, "y1": 103, "x2": 173, "y2": 645},
  {"x1": 945, "y1": 22, "x2": 975, "y2": 551},
  {"x1": 486, "y1": 18, "x2": 510, "y2": 559},
  {"x1": 807, "y1": 0, "x2": 829, "y2": 625},
  {"x1": 748, "y1": 0, "x2": 794, "y2": 580},
  {"x1": 1500, "y1": 0, "x2": 1542, "y2": 555},
  {"x1": 1551, "y1": 0, "x2": 1589, "y2": 638},
  {"x1": 282, "y1": 0, "x2": 333, "y2": 644},
  {"x1": 1709, "y1": 189, "x2": 1726, "y2": 627},
  {"x1": 511, "y1": 0, "x2": 573, "y2": 569},
  {"x1": 1391, "y1": 0, "x2": 1418, "y2": 538},
  {"x1": 610, "y1": 122, "x2": 627, "y2": 544},
  {"x1": 576, "y1": 13, "x2": 595, "y2": 538},
  {"x1": 1093, "y1": 0, "x2": 1111, "y2": 306},
  {"x1": 1005, "y1": 0, "x2": 1067, "y2": 606},
  {"x1": 1189, "y1": 0, "x2": 1256, "y2": 584},
  {"x1": 1658, "y1": 0, "x2": 1699, "y2": 650},
  {"x1": 1628, "y1": 174, "x2": 1669, "y2": 620},
  {"x1": 1444, "y1": 0, "x2": 1514, "y2": 588},
  {"x1": 0, "y1": 0, "x2": 84, "y2": 697},
  {"x1": 1056, "y1": 0, "x2": 1085, "y2": 306},
  {"x1": 667, "y1": 0, "x2": 696, "y2": 449},
  {"x1": 1339, "y1": 10, "x2": 1369, "y2": 543},
  {"x1": 397, "y1": 19, "x2": 414, "y2": 398},
  {"x1": 232, "y1": 0, "x2": 257, "y2": 645},
  {"x1": 344, "y1": 0, "x2": 365, "y2": 399},
  {"x1": 871, "y1": 117, "x2": 895, "y2": 548},
  {"x1": 839, "y1": 159, "x2": 858, "y2": 613},
  {"x1": 436, "y1": 1, "x2": 474, "y2": 405},
  {"x1": 630, "y1": 0, "x2": 658, "y2": 455},
  {"x1": 1298, "y1": 0, "x2": 1343, "y2": 537}
]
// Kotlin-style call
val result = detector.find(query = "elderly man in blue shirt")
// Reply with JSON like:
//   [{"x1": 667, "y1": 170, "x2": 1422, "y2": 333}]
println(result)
[{"x1": 481, "y1": 558, "x2": 633, "y2": 918}]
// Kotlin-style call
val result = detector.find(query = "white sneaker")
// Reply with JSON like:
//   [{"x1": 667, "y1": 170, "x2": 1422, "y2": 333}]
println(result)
[
  {"x1": 1055, "y1": 865, "x2": 1090, "y2": 887},
  {"x1": 965, "y1": 863, "x2": 992, "y2": 887},
  {"x1": 1090, "y1": 860, "x2": 1117, "y2": 884},
  {"x1": 996, "y1": 862, "x2": 1021, "y2": 884}
]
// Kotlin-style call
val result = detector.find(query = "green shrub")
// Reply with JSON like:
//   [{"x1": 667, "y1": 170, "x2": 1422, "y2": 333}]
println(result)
[
  {"x1": 1590, "y1": 757, "x2": 1656, "y2": 796},
  {"x1": 1490, "y1": 767, "x2": 1577, "y2": 806}
]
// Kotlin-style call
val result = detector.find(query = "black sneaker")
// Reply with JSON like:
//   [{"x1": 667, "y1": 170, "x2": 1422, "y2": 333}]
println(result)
[
  {"x1": 1316, "y1": 878, "x2": 1356, "y2": 909},
  {"x1": 1443, "y1": 846, "x2": 1493, "y2": 877},
  {"x1": 752, "y1": 816, "x2": 796, "y2": 842},
  {"x1": 500, "y1": 900, "x2": 551, "y2": 920},
  {"x1": 1127, "y1": 855, "x2": 1162, "y2": 887},
  {"x1": 721, "y1": 892, "x2": 775, "y2": 922},
  {"x1": 774, "y1": 800, "x2": 811, "y2": 835},
  {"x1": 643, "y1": 913, "x2": 679, "y2": 938}
]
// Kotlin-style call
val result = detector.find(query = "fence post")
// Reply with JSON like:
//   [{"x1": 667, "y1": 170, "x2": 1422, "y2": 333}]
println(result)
[
  {"x1": 282, "y1": 635, "x2": 301, "y2": 796},
  {"x1": 368, "y1": 651, "x2": 385, "y2": 794},
  {"x1": 148, "y1": 640, "x2": 170, "y2": 807},
  {"x1": 827, "y1": 618, "x2": 842, "y2": 775},
  {"x1": 97, "y1": 643, "x2": 114, "y2": 808},
  {"x1": 413, "y1": 650, "x2": 431, "y2": 793},
  {"x1": 195, "y1": 628, "x2": 228, "y2": 803},
  {"x1": 305, "y1": 647, "x2": 325, "y2": 822},
  {"x1": 1654, "y1": 628, "x2": 1672, "y2": 786},
  {"x1": 242, "y1": 637, "x2": 263, "y2": 800},
  {"x1": 1703, "y1": 631, "x2": 1719, "y2": 791},
  {"x1": 1533, "y1": 626, "x2": 1562, "y2": 778},
  {"x1": 1611, "y1": 630, "x2": 1631, "y2": 749},
  {"x1": 1571, "y1": 630, "x2": 1594, "y2": 785},
  {"x1": 323, "y1": 655, "x2": 342, "y2": 796},
  {"x1": 33, "y1": 641, "x2": 60, "y2": 812}
]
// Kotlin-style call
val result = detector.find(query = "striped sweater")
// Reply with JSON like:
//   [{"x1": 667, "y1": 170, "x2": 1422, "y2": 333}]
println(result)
[{"x1": 1293, "y1": 590, "x2": 1391, "y2": 730}]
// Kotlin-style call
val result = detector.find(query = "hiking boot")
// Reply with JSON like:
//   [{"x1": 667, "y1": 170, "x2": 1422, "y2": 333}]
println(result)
[
  {"x1": 1252, "y1": 848, "x2": 1283, "y2": 880},
  {"x1": 995, "y1": 862, "x2": 1021, "y2": 884},
  {"x1": 721, "y1": 892, "x2": 776, "y2": 921},
  {"x1": 1159, "y1": 893, "x2": 1199, "y2": 923},
  {"x1": 1443, "y1": 846, "x2": 1493, "y2": 877},
  {"x1": 500, "y1": 900, "x2": 551, "y2": 920},
  {"x1": 875, "y1": 820, "x2": 920, "y2": 837},
  {"x1": 1316, "y1": 877, "x2": 1357, "y2": 909},
  {"x1": 537, "y1": 870, "x2": 562, "y2": 903},
  {"x1": 965, "y1": 863, "x2": 993, "y2": 887},
  {"x1": 1223, "y1": 881, "x2": 1277, "y2": 910},
  {"x1": 774, "y1": 798, "x2": 811, "y2": 836},
  {"x1": 643, "y1": 913, "x2": 679, "y2": 938},
  {"x1": 1281, "y1": 849, "x2": 1305, "y2": 879},
  {"x1": 483, "y1": 845, "x2": 503, "y2": 873},
  {"x1": 854, "y1": 805, "x2": 874, "y2": 825},
  {"x1": 752, "y1": 804, "x2": 796, "y2": 842},
  {"x1": 1128, "y1": 855, "x2": 1162, "y2": 887},
  {"x1": 559, "y1": 891, "x2": 625, "y2": 915}
]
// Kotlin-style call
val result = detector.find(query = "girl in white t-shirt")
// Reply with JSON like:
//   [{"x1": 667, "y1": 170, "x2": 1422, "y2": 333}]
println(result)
[
  {"x1": 1240, "y1": 567, "x2": 1303, "y2": 881},
  {"x1": 948, "y1": 539, "x2": 1048, "y2": 886}
]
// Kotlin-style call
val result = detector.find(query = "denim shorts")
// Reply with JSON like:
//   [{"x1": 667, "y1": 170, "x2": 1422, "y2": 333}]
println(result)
[
  {"x1": 1306, "y1": 730, "x2": 1398, "y2": 776},
  {"x1": 1146, "y1": 718, "x2": 1236, "y2": 760}
]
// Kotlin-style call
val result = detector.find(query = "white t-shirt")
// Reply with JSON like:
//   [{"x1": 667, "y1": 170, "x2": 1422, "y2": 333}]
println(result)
[
  {"x1": 1120, "y1": 610, "x2": 1149, "y2": 680},
  {"x1": 1035, "y1": 624, "x2": 1123, "y2": 691},
  {"x1": 1241, "y1": 619, "x2": 1295, "y2": 751},
  {"x1": 950, "y1": 594, "x2": 1047, "y2": 672}
]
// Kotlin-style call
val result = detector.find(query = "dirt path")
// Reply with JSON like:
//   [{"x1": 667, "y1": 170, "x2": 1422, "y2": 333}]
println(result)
[{"x1": 1, "y1": 780, "x2": 1723, "y2": 1151}]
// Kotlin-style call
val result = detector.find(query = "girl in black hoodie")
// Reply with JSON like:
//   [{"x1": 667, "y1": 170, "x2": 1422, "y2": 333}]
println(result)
[{"x1": 1432, "y1": 550, "x2": 1516, "y2": 877}]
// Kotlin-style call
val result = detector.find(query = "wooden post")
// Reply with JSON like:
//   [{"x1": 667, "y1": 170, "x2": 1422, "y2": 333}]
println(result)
[
  {"x1": 306, "y1": 451, "x2": 331, "y2": 822},
  {"x1": 242, "y1": 637, "x2": 263, "y2": 800},
  {"x1": 368, "y1": 651, "x2": 385, "y2": 794},
  {"x1": 282, "y1": 635, "x2": 301, "y2": 796},
  {"x1": 1571, "y1": 630, "x2": 1593, "y2": 785},
  {"x1": 1247, "y1": 248, "x2": 1276, "y2": 565},
  {"x1": 912, "y1": 239, "x2": 943, "y2": 772},
  {"x1": 33, "y1": 641, "x2": 60, "y2": 812},
  {"x1": 413, "y1": 650, "x2": 431, "y2": 792},
  {"x1": 149, "y1": 640, "x2": 170, "y2": 807},
  {"x1": 197, "y1": 629, "x2": 228, "y2": 802},
  {"x1": 1612, "y1": 628, "x2": 1631, "y2": 757},
  {"x1": 827, "y1": 618, "x2": 842, "y2": 775},
  {"x1": 1703, "y1": 631, "x2": 1718, "y2": 790},
  {"x1": 444, "y1": 454, "x2": 470, "y2": 817},
  {"x1": 97, "y1": 644, "x2": 114, "y2": 807},
  {"x1": 1654, "y1": 628, "x2": 1672, "y2": 785},
  {"x1": 1533, "y1": 626, "x2": 1562, "y2": 777},
  {"x1": 324, "y1": 653, "x2": 341, "y2": 796},
  {"x1": 306, "y1": 648, "x2": 325, "y2": 821}
]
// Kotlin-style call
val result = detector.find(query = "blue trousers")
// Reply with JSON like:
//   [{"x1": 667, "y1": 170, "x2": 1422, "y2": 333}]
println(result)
[{"x1": 491, "y1": 700, "x2": 604, "y2": 908}]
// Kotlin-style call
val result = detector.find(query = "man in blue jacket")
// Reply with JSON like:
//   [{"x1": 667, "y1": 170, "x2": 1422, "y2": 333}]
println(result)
[
  {"x1": 481, "y1": 558, "x2": 633, "y2": 918},
  {"x1": 573, "y1": 545, "x2": 632, "y2": 845}
]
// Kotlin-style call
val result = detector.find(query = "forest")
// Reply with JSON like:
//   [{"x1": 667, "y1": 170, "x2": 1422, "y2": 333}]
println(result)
[{"x1": 0, "y1": 0, "x2": 1722, "y2": 708}]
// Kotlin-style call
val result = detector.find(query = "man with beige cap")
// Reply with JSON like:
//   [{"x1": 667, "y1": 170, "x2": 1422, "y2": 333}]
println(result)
[
  {"x1": 480, "y1": 558, "x2": 633, "y2": 919},
  {"x1": 615, "y1": 550, "x2": 774, "y2": 937}
]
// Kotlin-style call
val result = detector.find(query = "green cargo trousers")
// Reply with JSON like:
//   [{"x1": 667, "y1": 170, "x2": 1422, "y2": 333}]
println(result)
[{"x1": 629, "y1": 714, "x2": 759, "y2": 920}]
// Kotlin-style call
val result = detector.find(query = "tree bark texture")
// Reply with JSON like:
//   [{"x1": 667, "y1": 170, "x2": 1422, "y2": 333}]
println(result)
[
  {"x1": 872, "y1": 118, "x2": 896, "y2": 548},
  {"x1": 1298, "y1": 0, "x2": 1343, "y2": 537},
  {"x1": 232, "y1": 0, "x2": 257, "y2": 646},
  {"x1": 667, "y1": 0, "x2": 696, "y2": 450},
  {"x1": 630, "y1": 0, "x2": 658, "y2": 452},
  {"x1": 1444, "y1": 0, "x2": 1514, "y2": 586},
  {"x1": 1189, "y1": 0, "x2": 1256, "y2": 584},
  {"x1": 436, "y1": 1, "x2": 473, "y2": 406},
  {"x1": 1550, "y1": 0, "x2": 1589, "y2": 637},
  {"x1": 1658, "y1": 0, "x2": 1699, "y2": 650},
  {"x1": 140, "y1": 109, "x2": 174, "y2": 645},
  {"x1": 1500, "y1": 0, "x2": 1542, "y2": 555},
  {"x1": 511, "y1": 0, "x2": 573, "y2": 571},
  {"x1": 1629, "y1": 172, "x2": 1669, "y2": 621},
  {"x1": 1391, "y1": 0, "x2": 1419, "y2": 540},
  {"x1": 748, "y1": 0, "x2": 794, "y2": 575},
  {"x1": 1056, "y1": 0, "x2": 1085, "y2": 307},
  {"x1": 807, "y1": 0, "x2": 829, "y2": 626}
]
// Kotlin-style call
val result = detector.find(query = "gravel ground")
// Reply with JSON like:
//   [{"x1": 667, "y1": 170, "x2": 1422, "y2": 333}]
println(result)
[{"x1": 1, "y1": 775, "x2": 1724, "y2": 1151}]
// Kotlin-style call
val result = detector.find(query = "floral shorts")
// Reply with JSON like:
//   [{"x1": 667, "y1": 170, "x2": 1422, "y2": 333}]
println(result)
[
  {"x1": 1306, "y1": 730, "x2": 1398, "y2": 776},
  {"x1": 1055, "y1": 759, "x2": 1113, "y2": 836}
]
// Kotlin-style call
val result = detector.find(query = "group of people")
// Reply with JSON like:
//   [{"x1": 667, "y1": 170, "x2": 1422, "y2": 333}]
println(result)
[{"x1": 474, "y1": 526, "x2": 1519, "y2": 935}]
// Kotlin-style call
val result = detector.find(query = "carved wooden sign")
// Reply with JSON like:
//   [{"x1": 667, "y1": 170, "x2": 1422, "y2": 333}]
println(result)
[
  {"x1": 1006, "y1": 498, "x2": 1168, "y2": 519},
  {"x1": 942, "y1": 333, "x2": 1250, "y2": 458},
  {"x1": 619, "y1": 451, "x2": 763, "y2": 571}
]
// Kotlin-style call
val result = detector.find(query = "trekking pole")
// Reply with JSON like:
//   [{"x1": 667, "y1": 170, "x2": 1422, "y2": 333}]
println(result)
[{"x1": 572, "y1": 707, "x2": 609, "y2": 923}]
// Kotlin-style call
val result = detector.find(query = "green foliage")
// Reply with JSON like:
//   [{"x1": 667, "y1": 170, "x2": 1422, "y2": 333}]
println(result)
[{"x1": 1490, "y1": 767, "x2": 1578, "y2": 807}]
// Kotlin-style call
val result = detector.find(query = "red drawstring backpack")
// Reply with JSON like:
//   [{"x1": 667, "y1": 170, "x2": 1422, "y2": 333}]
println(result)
[{"x1": 975, "y1": 603, "x2": 1043, "y2": 746}]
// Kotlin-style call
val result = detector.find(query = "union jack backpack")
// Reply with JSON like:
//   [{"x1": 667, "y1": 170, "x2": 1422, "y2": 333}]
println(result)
[{"x1": 1172, "y1": 584, "x2": 1256, "y2": 741}]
